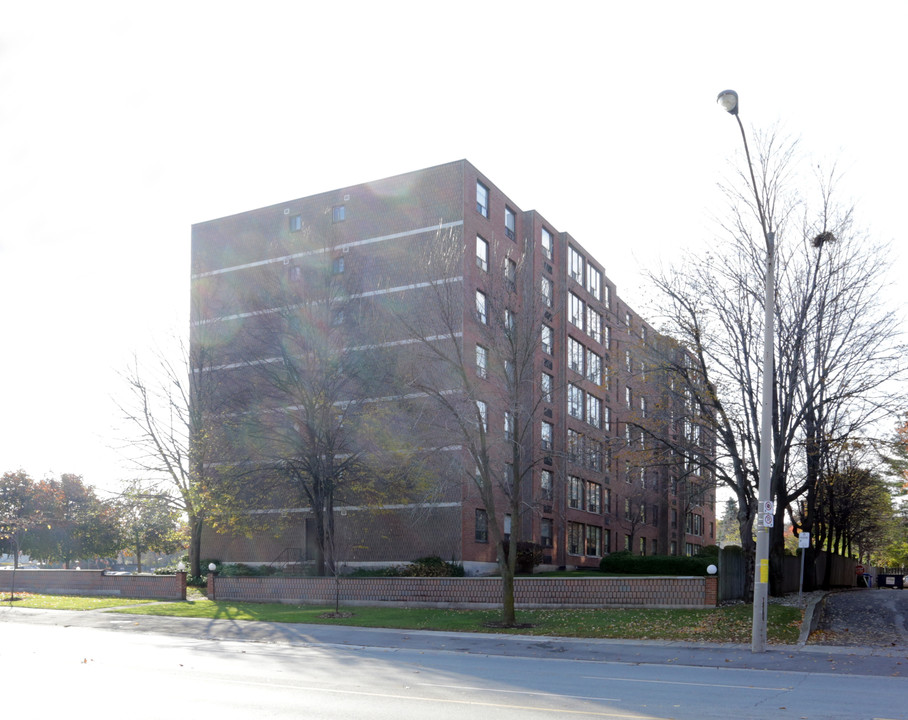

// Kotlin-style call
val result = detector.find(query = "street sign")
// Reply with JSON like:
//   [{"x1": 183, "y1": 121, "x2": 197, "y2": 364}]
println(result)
[
  {"x1": 757, "y1": 512, "x2": 774, "y2": 528},
  {"x1": 855, "y1": 564, "x2": 865, "y2": 575},
  {"x1": 798, "y1": 532, "x2": 810, "y2": 549},
  {"x1": 762, "y1": 501, "x2": 774, "y2": 514}
]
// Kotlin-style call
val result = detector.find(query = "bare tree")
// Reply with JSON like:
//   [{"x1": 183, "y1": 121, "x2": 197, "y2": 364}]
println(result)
[
  {"x1": 237, "y1": 227, "x2": 422, "y2": 577},
  {"x1": 646, "y1": 133, "x2": 905, "y2": 594},
  {"x1": 117, "y1": 334, "x2": 234, "y2": 579},
  {"x1": 396, "y1": 228, "x2": 550, "y2": 626}
]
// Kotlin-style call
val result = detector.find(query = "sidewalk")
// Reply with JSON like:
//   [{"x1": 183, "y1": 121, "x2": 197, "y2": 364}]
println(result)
[{"x1": 2, "y1": 598, "x2": 905, "y2": 678}]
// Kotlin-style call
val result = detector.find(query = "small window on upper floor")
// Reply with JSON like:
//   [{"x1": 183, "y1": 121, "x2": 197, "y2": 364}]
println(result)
[
  {"x1": 290, "y1": 214, "x2": 302, "y2": 232},
  {"x1": 332, "y1": 205, "x2": 346, "y2": 223},
  {"x1": 541, "y1": 227, "x2": 553, "y2": 259},
  {"x1": 588, "y1": 266, "x2": 601, "y2": 301},
  {"x1": 476, "y1": 181, "x2": 489, "y2": 218},
  {"x1": 476, "y1": 235, "x2": 489, "y2": 272},
  {"x1": 289, "y1": 265, "x2": 302, "y2": 283},
  {"x1": 568, "y1": 246, "x2": 584, "y2": 284},
  {"x1": 505, "y1": 207, "x2": 516, "y2": 240},
  {"x1": 332, "y1": 256, "x2": 345, "y2": 274}
]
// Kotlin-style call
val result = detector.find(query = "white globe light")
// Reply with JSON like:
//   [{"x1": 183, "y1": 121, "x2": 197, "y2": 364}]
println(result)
[
  {"x1": 707, "y1": 564, "x2": 718, "y2": 575},
  {"x1": 208, "y1": 563, "x2": 217, "y2": 572}
]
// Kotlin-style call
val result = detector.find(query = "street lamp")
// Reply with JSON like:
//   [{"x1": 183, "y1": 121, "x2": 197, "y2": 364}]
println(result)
[{"x1": 717, "y1": 89, "x2": 775, "y2": 653}]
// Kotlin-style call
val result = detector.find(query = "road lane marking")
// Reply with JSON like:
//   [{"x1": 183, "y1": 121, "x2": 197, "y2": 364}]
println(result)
[
  {"x1": 581, "y1": 675, "x2": 791, "y2": 691},
  {"x1": 415, "y1": 682, "x2": 621, "y2": 702}
]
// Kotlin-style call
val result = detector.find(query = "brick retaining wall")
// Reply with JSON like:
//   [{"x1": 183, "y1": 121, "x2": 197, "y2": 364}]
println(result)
[
  {"x1": 0, "y1": 569, "x2": 186, "y2": 600},
  {"x1": 209, "y1": 574, "x2": 718, "y2": 609}
]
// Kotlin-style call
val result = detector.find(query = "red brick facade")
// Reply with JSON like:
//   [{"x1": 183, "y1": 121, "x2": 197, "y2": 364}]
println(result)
[
  {"x1": 0, "y1": 569, "x2": 187, "y2": 600},
  {"x1": 207, "y1": 574, "x2": 717, "y2": 608}
]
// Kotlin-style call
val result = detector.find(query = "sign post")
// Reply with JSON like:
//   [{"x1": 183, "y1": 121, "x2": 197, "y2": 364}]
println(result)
[{"x1": 798, "y1": 532, "x2": 810, "y2": 608}]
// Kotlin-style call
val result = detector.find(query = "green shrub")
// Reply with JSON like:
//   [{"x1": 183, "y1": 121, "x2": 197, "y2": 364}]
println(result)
[
  {"x1": 696, "y1": 545, "x2": 720, "y2": 558},
  {"x1": 599, "y1": 552, "x2": 711, "y2": 575},
  {"x1": 405, "y1": 556, "x2": 465, "y2": 577}
]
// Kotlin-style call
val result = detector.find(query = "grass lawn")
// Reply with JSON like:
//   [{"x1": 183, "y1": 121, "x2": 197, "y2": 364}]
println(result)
[
  {"x1": 0, "y1": 593, "x2": 161, "y2": 611},
  {"x1": 104, "y1": 599, "x2": 802, "y2": 644}
]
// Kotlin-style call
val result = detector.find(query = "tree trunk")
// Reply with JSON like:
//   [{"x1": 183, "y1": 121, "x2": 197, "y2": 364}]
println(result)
[{"x1": 189, "y1": 515, "x2": 203, "y2": 578}]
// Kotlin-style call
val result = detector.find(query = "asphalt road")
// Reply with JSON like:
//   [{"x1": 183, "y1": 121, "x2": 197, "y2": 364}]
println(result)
[{"x1": 2, "y1": 594, "x2": 907, "y2": 720}]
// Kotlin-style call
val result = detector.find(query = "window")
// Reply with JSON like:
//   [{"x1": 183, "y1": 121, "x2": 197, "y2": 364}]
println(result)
[
  {"x1": 504, "y1": 258, "x2": 516, "y2": 287},
  {"x1": 541, "y1": 325, "x2": 553, "y2": 354},
  {"x1": 540, "y1": 470, "x2": 553, "y2": 500},
  {"x1": 568, "y1": 337, "x2": 584, "y2": 374},
  {"x1": 587, "y1": 308, "x2": 602, "y2": 343},
  {"x1": 476, "y1": 290, "x2": 487, "y2": 324},
  {"x1": 541, "y1": 421, "x2": 553, "y2": 451},
  {"x1": 567, "y1": 428, "x2": 582, "y2": 463},
  {"x1": 586, "y1": 350, "x2": 601, "y2": 384},
  {"x1": 541, "y1": 227, "x2": 553, "y2": 259},
  {"x1": 503, "y1": 513, "x2": 512, "y2": 542},
  {"x1": 586, "y1": 394, "x2": 601, "y2": 429},
  {"x1": 640, "y1": 537, "x2": 647, "y2": 555},
  {"x1": 504, "y1": 466, "x2": 514, "y2": 495},
  {"x1": 504, "y1": 308, "x2": 515, "y2": 333},
  {"x1": 586, "y1": 481, "x2": 601, "y2": 514},
  {"x1": 475, "y1": 345, "x2": 488, "y2": 379},
  {"x1": 687, "y1": 513, "x2": 703, "y2": 536},
  {"x1": 541, "y1": 372, "x2": 553, "y2": 403},
  {"x1": 504, "y1": 411, "x2": 514, "y2": 441},
  {"x1": 587, "y1": 438, "x2": 602, "y2": 471},
  {"x1": 624, "y1": 498, "x2": 631, "y2": 520},
  {"x1": 332, "y1": 205, "x2": 345, "y2": 223},
  {"x1": 290, "y1": 214, "x2": 302, "y2": 232},
  {"x1": 476, "y1": 236, "x2": 489, "y2": 271},
  {"x1": 625, "y1": 386, "x2": 632, "y2": 408},
  {"x1": 604, "y1": 284, "x2": 611, "y2": 309},
  {"x1": 604, "y1": 325, "x2": 611, "y2": 349},
  {"x1": 289, "y1": 265, "x2": 302, "y2": 283},
  {"x1": 541, "y1": 518, "x2": 553, "y2": 548},
  {"x1": 569, "y1": 523, "x2": 583, "y2": 555},
  {"x1": 603, "y1": 529, "x2": 611, "y2": 554},
  {"x1": 505, "y1": 207, "x2": 516, "y2": 240},
  {"x1": 652, "y1": 539, "x2": 658, "y2": 555},
  {"x1": 586, "y1": 525, "x2": 601, "y2": 556},
  {"x1": 569, "y1": 476, "x2": 583, "y2": 509},
  {"x1": 588, "y1": 266, "x2": 601, "y2": 300},
  {"x1": 476, "y1": 400, "x2": 487, "y2": 433},
  {"x1": 604, "y1": 406, "x2": 611, "y2": 433},
  {"x1": 624, "y1": 534, "x2": 631, "y2": 551},
  {"x1": 332, "y1": 256, "x2": 345, "y2": 274},
  {"x1": 625, "y1": 350, "x2": 632, "y2": 373},
  {"x1": 568, "y1": 384, "x2": 584, "y2": 419},
  {"x1": 541, "y1": 277, "x2": 553, "y2": 307},
  {"x1": 476, "y1": 181, "x2": 489, "y2": 217},
  {"x1": 603, "y1": 487, "x2": 611, "y2": 513},
  {"x1": 568, "y1": 246, "x2": 584, "y2": 284},
  {"x1": 671, "y1": 508, "x2": 678, "y2": 528},
  {"x1": 569, "y1": 293, "x2": 584, "y2": 328},
  {"x1": 475, "y1": 509, "x2": 488, "y2": 543},
  {"x1": 640, "y1": 397, "x2": 647, "y2": 418},
  {"x1": 625, "y1": 310, "x2": 632, "y2": 328},
  {"x1": 641, "y1": 325, "x2": 648, "y2": 344},
  {"x1": 670, "y1": 540, "x2": 678, "y2": 556}
]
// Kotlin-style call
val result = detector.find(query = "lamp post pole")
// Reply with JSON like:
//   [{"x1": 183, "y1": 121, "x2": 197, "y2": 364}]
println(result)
[{"x1": 717, "y1": 89, "x2": 774, "y2": 653}]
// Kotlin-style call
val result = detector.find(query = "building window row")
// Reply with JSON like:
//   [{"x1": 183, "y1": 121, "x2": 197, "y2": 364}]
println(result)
[
  {"x1": 568, "y1": 522, "x2": 602, "y2": 557},
  {"x1": 566, "y1": 383, "x2": 603, "y2": 430},
  {"x1": 567, "y1": 429, "x2": 603, "y2": 471}
]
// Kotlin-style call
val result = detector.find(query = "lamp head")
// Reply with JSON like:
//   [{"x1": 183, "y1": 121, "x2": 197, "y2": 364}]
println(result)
[{"x1": 717, "y1": 90, "x2": 739, "y2": 116}]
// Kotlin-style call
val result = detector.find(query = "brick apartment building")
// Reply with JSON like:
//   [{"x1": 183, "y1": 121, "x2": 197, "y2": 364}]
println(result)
[{"x1": 191, "y1": 160, "x2": 716, "y2": 574}]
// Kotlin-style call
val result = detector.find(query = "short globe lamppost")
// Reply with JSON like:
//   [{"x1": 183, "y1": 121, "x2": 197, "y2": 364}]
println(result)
[{"x1": 717, "y1": 89, "x2": 774, "y2": 653}]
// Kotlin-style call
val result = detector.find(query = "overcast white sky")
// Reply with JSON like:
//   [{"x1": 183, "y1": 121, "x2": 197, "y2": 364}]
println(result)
[{"x1": 1, "y1": 1, "x2": 906, "y2": 492}]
